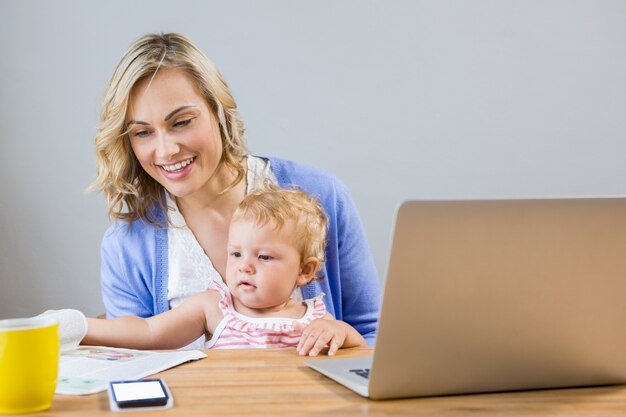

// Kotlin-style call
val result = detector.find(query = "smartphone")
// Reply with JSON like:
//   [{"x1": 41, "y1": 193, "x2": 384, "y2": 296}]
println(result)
[{"x1": 109, "y1": 379, "x2": 169, "y2": 409}]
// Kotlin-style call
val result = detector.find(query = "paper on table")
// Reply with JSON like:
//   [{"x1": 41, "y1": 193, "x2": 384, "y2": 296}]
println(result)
[{"x1": 57, "y1": 346, "x2": 206, "y2": 395}]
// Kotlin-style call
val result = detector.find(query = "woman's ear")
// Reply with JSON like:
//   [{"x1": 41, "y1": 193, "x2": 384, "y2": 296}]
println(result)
[{"x1": 296, "y1": 257, "x2": 320, "y2": 286}]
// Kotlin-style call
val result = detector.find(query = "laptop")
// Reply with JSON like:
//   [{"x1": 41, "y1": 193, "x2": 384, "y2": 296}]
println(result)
[{"x1": 306, "y1": 197, "x2": 626, "y2": 400}]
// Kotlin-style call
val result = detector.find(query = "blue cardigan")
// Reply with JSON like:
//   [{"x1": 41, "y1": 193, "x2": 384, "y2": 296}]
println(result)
[{"x1": 100, "y1": 156, "x2": 381, "y2": 345}]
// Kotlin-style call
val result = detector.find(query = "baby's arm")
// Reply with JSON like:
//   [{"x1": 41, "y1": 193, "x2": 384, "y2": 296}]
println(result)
[
  {"x1": 295, "y1": 313, "x2": 367, "y2": 357},
  {"x1": 83, "y1": 290, "x2": 218, "y2": 350}
]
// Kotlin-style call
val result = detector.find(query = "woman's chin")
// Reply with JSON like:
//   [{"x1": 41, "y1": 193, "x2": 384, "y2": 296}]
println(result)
[{"x1": 162, "y1": 184, "x2": 196, "y2": 199}]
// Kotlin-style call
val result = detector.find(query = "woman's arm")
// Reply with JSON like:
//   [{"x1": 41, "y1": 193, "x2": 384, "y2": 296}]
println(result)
[
  {"x1": 83, "y1": 291, "x2": 217, "y2": 350},
  {"x1": 329, "y1": 179, "x2": 382, "y2": 345},
  {"x1": 100, "y1": 223, "x2": 159, "y2": 319}
]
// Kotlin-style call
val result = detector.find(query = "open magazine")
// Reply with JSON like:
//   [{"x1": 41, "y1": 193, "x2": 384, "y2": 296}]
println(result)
[
  {"x1": 41, "y1": 309, "x2": 207, "y2": 395},
  {"x1": 57, "y1": 346, "x2": 206, "y2": 395}
]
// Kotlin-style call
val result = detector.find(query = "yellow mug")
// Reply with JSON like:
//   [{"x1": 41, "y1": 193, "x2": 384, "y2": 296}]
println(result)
[{"x1": 0, "y1": 316, "x2": 59, "y2": 414}]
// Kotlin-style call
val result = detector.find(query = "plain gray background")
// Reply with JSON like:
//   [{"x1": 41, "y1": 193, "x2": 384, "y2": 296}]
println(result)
[{"x1": 1, "y1": 0, "x2": 624, "y2": 318}]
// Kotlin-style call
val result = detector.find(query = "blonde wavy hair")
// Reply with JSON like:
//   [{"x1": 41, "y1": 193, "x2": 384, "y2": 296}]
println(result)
[
  {"x1": 232, "y1": 186, "x2": 328, "y2": 275},
  {"x1": 91, "y1": 33, "x2": 248, "y2": 224}
]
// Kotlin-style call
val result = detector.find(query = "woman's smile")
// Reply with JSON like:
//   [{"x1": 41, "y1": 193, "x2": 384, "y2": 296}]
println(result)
[
  {"x1": 158, "y1": 156, "x2": 196, "y2": 179},
  {"x1": 159, "y1": 156, "x2": 195, "y2": 172}
]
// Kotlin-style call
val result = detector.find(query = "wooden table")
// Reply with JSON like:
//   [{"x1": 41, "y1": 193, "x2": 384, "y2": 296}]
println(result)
[{"x1": 31, "y1": 347, "x2": 626, "y2": 416}]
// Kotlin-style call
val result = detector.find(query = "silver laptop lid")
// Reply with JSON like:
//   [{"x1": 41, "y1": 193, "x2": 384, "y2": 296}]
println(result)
[{"x1": 369, "y1": 197, "x2": 626, "y2": 399}]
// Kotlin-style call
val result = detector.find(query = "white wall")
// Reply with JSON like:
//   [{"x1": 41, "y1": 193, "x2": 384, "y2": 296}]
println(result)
[{"x1": 1, "y1": 0, "x2": 624, "y2": 318}]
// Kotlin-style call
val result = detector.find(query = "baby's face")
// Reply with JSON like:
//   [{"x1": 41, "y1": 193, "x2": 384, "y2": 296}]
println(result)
[{"x1": 225, "y1": 217, "x2": 303, "y2": 313}]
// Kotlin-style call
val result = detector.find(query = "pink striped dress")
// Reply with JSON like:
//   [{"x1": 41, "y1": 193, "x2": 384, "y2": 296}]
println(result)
[{"x1": 205, "y1": 282, "x2": 327, "y2": 349}]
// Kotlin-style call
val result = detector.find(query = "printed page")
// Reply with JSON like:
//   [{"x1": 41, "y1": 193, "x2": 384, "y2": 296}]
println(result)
[{"x1": 57, "y1": 346, "x2": 206, "y2": 395}]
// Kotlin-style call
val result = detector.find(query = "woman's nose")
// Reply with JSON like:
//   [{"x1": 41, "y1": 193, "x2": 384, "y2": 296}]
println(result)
[{"x1": 155, "y1": 132, "x2": 180, "y2": 160}]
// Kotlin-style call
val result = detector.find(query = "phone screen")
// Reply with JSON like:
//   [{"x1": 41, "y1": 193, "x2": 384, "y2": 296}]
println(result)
[{"x1": 110, "y1": 379, "x2": 168, "y2": 408}]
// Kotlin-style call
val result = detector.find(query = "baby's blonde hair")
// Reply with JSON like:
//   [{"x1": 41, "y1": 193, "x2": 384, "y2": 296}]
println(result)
[
  {"x1": 232, "y1": 186, "x2": 328, "y2": 275},
  {"x1": 90, "y1": 33, "x2": 247, "y2": 224}
]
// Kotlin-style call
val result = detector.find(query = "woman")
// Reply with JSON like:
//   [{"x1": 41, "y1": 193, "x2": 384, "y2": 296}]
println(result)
[{"x1": 92, "y1": 32, "x2": 380, "y2": 346}]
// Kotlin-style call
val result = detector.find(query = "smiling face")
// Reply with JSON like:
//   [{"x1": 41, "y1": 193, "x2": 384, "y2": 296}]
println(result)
[
  {"x1": 225, "y1": 216, "x2": 314, "y2": 315},
  {"x1": 126, "y1": 68, "x2": 224, "y2": 199}
]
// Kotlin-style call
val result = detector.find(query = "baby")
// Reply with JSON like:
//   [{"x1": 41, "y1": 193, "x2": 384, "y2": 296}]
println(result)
[{"x1": 80, "y1": 186, "x2": 365, "y2": 356}]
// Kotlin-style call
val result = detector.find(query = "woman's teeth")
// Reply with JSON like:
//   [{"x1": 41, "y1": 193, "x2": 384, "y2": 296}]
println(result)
[{"x1": 162, "y1": 157, "x2": 193, "y2": 172}]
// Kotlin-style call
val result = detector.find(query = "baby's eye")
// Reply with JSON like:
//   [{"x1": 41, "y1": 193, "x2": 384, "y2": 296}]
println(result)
[
  {"x1": 230, "y1": 251, "x2": 241, "y2": 258},
  {"x1": 258, "y1": 254, "x2": 272, "y2": 261}
]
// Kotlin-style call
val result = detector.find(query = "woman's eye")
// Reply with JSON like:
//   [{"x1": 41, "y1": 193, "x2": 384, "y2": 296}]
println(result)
[
  {"x1": 133, "y1": 130, "x2": 151, "y2": 138},
  {"x1": 173, "y1": 118, "x2": 193, "y2": 128},
  {"x1": 258, "y1": 254, "x2": 272, "y2": 261}
]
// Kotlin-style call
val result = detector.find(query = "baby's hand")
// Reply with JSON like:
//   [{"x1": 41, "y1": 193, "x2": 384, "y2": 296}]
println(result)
[
  {"x1": 293, "y1": 319, "x2": 348, "y2": 357},
  {"x1": 39, "y1": 309, "x2": 88, "y2": 352}
]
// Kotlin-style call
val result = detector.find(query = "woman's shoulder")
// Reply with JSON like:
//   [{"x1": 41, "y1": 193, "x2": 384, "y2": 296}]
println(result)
[
  {"x1": 259, "y1": 155, "x2": 350, "y2": 199},
  {"x1": 262, "y1": 155, "x2": 334, "y2": 178},
  {"x1": 102, "y1": 216, "x2": 162, "y2": 249},
  {"x1": 104, "y1": 217, "x2": 156, "y2": 235}
]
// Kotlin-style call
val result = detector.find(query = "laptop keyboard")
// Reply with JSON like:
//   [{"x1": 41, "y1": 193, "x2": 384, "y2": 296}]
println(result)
[{"x1": 349, "y1": 368, "x2": 370, "y2": 379}]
